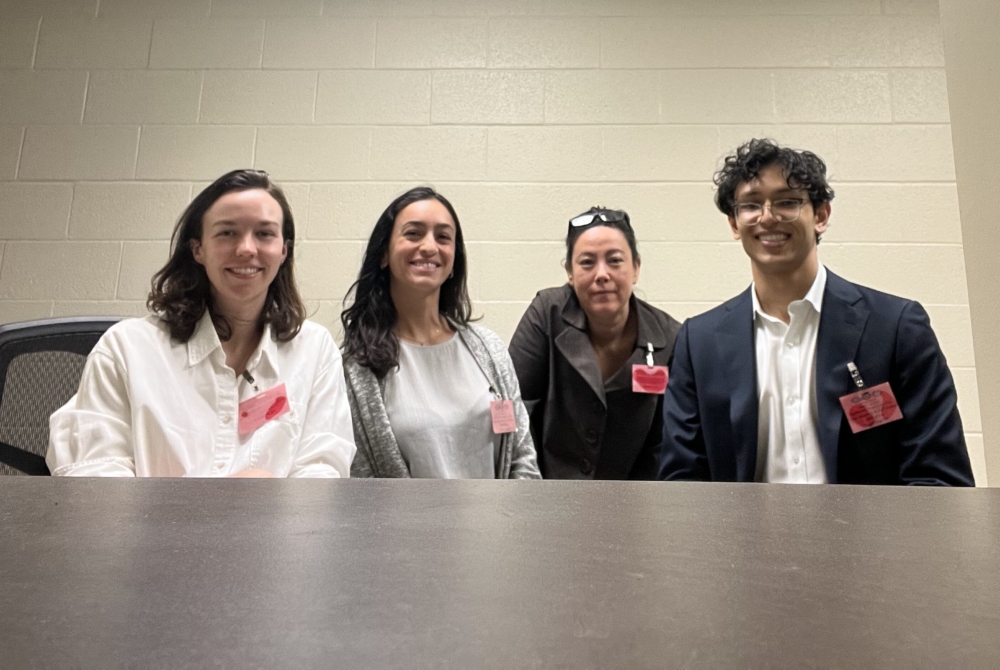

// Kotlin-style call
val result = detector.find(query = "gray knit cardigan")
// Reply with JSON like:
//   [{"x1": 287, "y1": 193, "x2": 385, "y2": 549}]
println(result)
[{"x1": 343, "y1": 323, "x2": 541, "y2": 479}]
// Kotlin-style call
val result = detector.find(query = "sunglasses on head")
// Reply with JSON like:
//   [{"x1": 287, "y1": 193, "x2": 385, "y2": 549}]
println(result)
[{"x1": 568, "y1": 208, "x2": 631, "y2": 230}]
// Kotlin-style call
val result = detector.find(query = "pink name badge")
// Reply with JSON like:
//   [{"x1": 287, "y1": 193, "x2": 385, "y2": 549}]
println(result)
[
  {"x1": 238, "y1": 383, "x2": 290, "y2": 436},
  {"x1": 632, "y1": 365, "x2": 668, "y2": 394},
  {"x1": 490, "y1": 399, "x2": 516, "y2": 434},
  {"x1": 838, "y1": 382, "x2": 904, "y2": 434}
]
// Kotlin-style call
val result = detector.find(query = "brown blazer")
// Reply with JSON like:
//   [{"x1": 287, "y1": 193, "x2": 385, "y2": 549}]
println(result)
[{"x1": 509, "y1": 285, "x2": 681, "y2": 479}]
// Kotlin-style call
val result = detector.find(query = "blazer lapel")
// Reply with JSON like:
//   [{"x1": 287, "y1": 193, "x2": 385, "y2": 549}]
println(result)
[
  {"x1": 555, "y1": 292, "x2": 606, "y2": 405},
  {"x1": 634, "y1": 299, "x2": 669, "y2": 350},
  {"x1": 815, "y1": 270, "x2": 869, "y2": 483},
  {"x1": 716, "y1": 288, "x2": 759, "y2": 480}
]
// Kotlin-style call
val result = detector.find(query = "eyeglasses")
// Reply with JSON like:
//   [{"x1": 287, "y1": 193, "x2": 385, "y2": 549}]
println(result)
[
  {"x1": 568, "y1": 208, "x2": 631, "y2": 231},
  {"x1": 733, "y1": 199, "x2": 806, "y2": 225}
]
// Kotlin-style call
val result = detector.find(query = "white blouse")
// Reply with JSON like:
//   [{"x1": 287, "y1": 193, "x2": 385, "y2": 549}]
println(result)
[
  {"x1": 47, "y1": 313, "x2": 356, "y2": 478},
  {"x1": 383, "y1": 334, "x2": 499, "y2": 479}
]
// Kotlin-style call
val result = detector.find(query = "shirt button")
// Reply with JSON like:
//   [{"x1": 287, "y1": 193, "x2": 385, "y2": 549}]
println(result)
[
  {"x1": 586, "y1": 429, "x2": 597, "y2": 443},
  {"x1": 786, "y1": 341, "x2": 795, "y2": 348},
  {"x1": 794, "y1": 457, "x2": 801, "y2": 465},
  {"x1": 581, "y1": 459, "x2": 594, "y2": 476},
  {"x1": 223, "y1": 415, "x2": 232, "y2": 424},
  {"x1": 787, "y1": 396, "x2": 796, "y2": 405}
]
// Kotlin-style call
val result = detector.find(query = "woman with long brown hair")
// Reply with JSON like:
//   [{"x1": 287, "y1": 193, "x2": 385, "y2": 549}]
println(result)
[
  {"x1": 47, "y1": 169, "x2": 355, "y2": 477},
  {"x1": 341, "y1": 186, "x2": 539, "y2": 479}
]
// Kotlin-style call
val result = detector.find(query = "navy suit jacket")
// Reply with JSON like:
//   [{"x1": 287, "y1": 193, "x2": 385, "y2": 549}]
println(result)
[{"x1": 659, "y1": 269, "x2": 974, "y2": 486}]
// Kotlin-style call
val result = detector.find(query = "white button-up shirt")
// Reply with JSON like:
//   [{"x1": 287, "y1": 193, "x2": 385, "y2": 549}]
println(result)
[
  {"x1": 752, "y1": 264, "x2": 828, "y2": 484},
  {"x1": 47, "y1": 313, "x2": 356, "y2": 477}
]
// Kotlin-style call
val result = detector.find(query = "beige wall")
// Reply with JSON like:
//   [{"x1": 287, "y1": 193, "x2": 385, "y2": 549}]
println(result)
[
  {"x1": 0, "y1": 0, "x2": 987, "y2": 483},
  {"x1": 939, "y1": 0, "x2": 1000, "y2": 485}
]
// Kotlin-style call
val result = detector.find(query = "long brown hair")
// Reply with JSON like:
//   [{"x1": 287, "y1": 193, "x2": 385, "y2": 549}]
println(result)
[
  {"x1": 340, "y1": 186, "x2": 473, "y2": 378},
  {"x1": 147, "y1": 169, "x2": 306, "y2": 343}
]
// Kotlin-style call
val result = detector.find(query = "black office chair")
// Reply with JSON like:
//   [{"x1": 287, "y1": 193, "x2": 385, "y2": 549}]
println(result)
[{"x1": 0, "y1": 317, "x2": 121, "y2": 476}]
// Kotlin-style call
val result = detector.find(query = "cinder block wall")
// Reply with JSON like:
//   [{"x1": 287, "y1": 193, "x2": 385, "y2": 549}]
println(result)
[{"x1": 0, "y1": 0, "x2": 986, "y2": 483}]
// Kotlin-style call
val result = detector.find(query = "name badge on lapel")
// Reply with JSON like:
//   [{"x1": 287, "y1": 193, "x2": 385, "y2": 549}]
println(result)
[
  {"x1": 838, "y1": 362, "x2": 903, "y2": 434},
  {"x1": 632, "y1": 343, "x2": 668, "y2": 395},
  {"x1": 238, "y1": 383, "x2": 290, "y2": 435}
]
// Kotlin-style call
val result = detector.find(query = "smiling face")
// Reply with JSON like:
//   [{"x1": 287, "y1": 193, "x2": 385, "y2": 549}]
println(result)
[
  {"x1": 728, "y1": 162, "x2": 830, "y2": 279},
  {"x1": 190, "y1": 188, "x2": 287, "y2": 319},
  {"x1": 385, "y1": 198, "x2": 456, "y2": 297},
  {"x1": 567, "y1": 225, "x2": 639, "y2": 321}
]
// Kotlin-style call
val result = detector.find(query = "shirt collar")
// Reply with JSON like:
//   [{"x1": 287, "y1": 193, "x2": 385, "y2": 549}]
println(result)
[
  {"x1": 802, "y1": 263, "x2": 827, "y2": 313},
  {"x1": 186, "y1": 311, "x2": 280, "y2": 376},
  {"x1": 248, "y1": 323, "x2": 280, "y2": 377},
  {"x1": 187, "y1": 311, "x2": 223, "y2": 366},
  {"x1": 751, "y1": 263, "x2": 827, "y2": 321}
]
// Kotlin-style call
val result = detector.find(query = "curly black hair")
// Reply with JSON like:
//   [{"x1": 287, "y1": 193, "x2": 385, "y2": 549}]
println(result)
[{"x1": 714, "y1": 138, "x2": 835, "y2": 218}]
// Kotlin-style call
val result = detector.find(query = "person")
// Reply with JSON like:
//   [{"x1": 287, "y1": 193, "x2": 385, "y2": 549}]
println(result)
[
  {"x1": 340, "y1": 186, "x2": 540, "y2": 479},
  {"x1": 509, "y1": 207, "x2": 680, "y2": 479},
  {"x1": 47, "y1": 169, "x2": 356, "y2": 477},
  {"x1": 659, "y1": 139, "x2": 974, "y2": 486}
]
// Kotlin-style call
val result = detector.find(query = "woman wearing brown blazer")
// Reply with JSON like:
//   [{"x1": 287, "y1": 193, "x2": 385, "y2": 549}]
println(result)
[{"x1": 509, "y1": 207, "x2": 681, "y2": 479}]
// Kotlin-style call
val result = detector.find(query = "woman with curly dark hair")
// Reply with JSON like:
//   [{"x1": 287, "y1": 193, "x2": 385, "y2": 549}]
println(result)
[
  {"x1": 47, "y1": 169, "x2": 355, "y2": 478},
  {"x1": 341, "y1": 186, "x2": 539, "y2": 479}
]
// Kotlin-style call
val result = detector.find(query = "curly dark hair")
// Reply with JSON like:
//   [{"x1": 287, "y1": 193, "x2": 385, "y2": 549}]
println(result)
[
  {"x1": 340, "y1": 186, "x2": 474, "y2": 379},
  {"x1": 714, "y1": 139, "x2": 835, "y2": 235},
  {"x1": 147, "y1": 169, "x2": 306, "y2": 344}
]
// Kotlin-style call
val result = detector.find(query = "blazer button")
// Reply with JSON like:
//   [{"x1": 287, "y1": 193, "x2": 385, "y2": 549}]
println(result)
[
  {"x1": 581, "y1": 459, "x2": 594, "y2": 475},
  {"x1": 586, "y1": 429, "x2": 597, "y2": 443}
]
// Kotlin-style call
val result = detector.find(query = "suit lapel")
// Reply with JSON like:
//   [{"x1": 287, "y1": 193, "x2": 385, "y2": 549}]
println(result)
[
  {"x1": 555, "y1": 291, "x2": 606, "y2": 404},
  {"x1": 815, "y1": 270, "x2": 868, "y2": 484},
  {"x1": 716, "y1": 288, "x2": 759, "y2": 480}
]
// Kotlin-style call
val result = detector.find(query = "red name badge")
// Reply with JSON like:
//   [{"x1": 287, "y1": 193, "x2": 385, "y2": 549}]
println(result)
[
  {"x1": 490, "y1": 399, "x2": 516, "y2": 434},
  {"x1": 838, "y1": 382, "x2": 904, "y2": 434},
  {"x1": 238, "y1": 383, "x2": 290, "y2": 435},
  {"x1": 632, "y1": 365, "x2": 668, "y2": 394}
]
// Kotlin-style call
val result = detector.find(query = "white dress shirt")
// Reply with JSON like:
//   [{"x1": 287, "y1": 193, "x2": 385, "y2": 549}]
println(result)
[
  {"x1": 47, "y1": 313, "x2": 356, "y2": 478},
  {"x1": 752, "y1": 264, "x2": 828, "y2": 484}
]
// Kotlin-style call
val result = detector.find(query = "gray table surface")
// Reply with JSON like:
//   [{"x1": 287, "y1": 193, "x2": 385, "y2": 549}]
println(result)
[{"x1": 1, "y1": 478, "x2": 998, "y2": 669}]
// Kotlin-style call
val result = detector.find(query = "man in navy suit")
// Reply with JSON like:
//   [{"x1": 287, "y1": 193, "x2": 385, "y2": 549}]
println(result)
[{"x1": 659, "y1": 139, "x2": 974, "y2": 486}]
